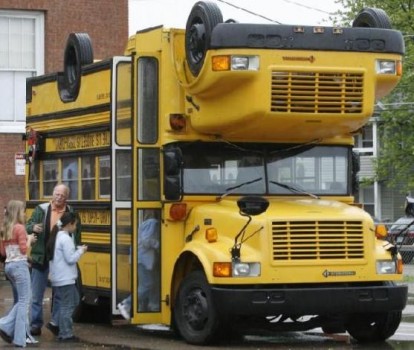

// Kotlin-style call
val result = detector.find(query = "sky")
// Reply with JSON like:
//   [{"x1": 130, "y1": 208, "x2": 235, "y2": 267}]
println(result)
[{"x1": 128, "y1": 0, "x2": 343, "y2": 35}]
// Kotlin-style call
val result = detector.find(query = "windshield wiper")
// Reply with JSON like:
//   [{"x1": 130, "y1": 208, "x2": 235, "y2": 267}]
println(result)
[
  {"x1": 217, "y1": 177, "x2": 262, "y2": 200},
  {"x1": 269, "y1": 180, "x2": 320, "y2": 199}
]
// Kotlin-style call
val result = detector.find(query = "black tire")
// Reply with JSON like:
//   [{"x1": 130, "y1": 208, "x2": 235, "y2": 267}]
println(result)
[
  {"x1": 63, "y1": 33, "x2": 94, "y2": 98},
  {"x1": 346, "y1": 311, "x2": 402, "y2": 343},
  {"x1": 352, "y1": 8, "x2": 392, "y2": 29},
  {"x1": 174, "y1": 271, "x2": 223, "y2": 345},
  {"x1": 185, "y1": 1, "x2": 223, "y2": 76}
]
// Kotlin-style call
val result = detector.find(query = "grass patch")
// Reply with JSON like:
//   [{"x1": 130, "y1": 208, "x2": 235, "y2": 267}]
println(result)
[{"x1": 403, "y1": 274, "x2": 414, "y2": 282}]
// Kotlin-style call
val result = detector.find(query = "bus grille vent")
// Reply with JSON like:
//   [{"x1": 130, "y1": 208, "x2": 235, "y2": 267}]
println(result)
[
  {"x1": 271, "y1": 221, "x2": 364, "y2": 260},
  {"x1": 271, "y1": 71, "x2": 364, "y2": 113}
]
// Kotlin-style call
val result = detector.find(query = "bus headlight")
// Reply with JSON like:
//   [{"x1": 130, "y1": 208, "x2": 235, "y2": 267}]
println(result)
[
  {"x1": 233, "y1": 262, "x2": 261, "y2": 277},
  {"x1": 212, "y1": 55, "x2": 259, "y2": 71},
  {"x1": 376, "y1": 60, "x2": 400, "y2": 75},
  {"x1": 376, "y1": 260, "x2": 397, "y2": 274},
  {"x1": 231, "y1": 56, "x2": 259, "y2": 71}
]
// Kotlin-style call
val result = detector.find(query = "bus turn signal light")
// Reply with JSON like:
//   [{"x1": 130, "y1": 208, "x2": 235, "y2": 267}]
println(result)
[
  {"x1": 205, "y1": 227, "x2": 217, "y2": 242},
  {"x1": 212, "y1": 55, "x2": 231, "y2": 71},
  {"x1": 213, "y1": 262, "x2": 232, "y2": 277},
  {"x1": 375, "y1": 224, "x2": 388, "y2": 239}
]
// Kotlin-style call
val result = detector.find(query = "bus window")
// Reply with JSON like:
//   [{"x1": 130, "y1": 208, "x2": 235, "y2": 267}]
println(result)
[
  {"x1": 43, "y1": 160, "x2": 58, "y2": 196},
  {"x1": 62, "y1": 157, "x2": 78, "y2": 199},
  {"x1": 99, "y1": 155, "x2": 110, "y2": 198},
  {"x1": 28, "y1": 161, "x2": 40, "y2": 200},
  {"x1": 116, "y1": 61, "x2": 132, "y2": 146},
  {"x1": 82, "y1": 156, "x2": 96, "y2": 200},
  {"x1": 137, "y1": 57, "x2": 158, "y2": 144},
  {"x1": 116, "y1": 150, "x2": 132, "y2": 201},
  {"x1": 137, "y1": 208, "x2": 161, "y2": 312},
  {"x1": 138, "y1": 148, "x2": 160, "y2": 201}
]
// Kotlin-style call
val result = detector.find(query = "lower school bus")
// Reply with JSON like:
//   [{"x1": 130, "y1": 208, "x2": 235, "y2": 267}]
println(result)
[{"x1": 24, "y1": 124, "x2": 409, "y2": 345}]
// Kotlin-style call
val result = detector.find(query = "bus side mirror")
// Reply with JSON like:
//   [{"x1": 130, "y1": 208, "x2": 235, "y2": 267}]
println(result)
[
  {"x1": 164, "y1": 148, "x2": 182, "y2": 201},
  {"x1": 237, "y1": 196, "x2": 269, "y2": 216},
  {"x1": 351, "y1": 151, "x2": 360, "y2": 195}
]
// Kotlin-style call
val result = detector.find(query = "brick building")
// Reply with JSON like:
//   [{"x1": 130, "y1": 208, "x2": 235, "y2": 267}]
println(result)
[{"x1": 0, "y1": 0, "x2": 128, "y2": 222}]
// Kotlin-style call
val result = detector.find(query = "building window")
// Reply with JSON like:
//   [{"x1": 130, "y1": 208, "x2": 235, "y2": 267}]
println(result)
[
  {"x1": 0, "y1": 10, "x2": 44, "y2": 133},
  {"x1": 360, "y1": 184, "x2": 375, "y2": 218},
  {"x1": 354, "y1": 123, "x2": 374, "y2": 156}
]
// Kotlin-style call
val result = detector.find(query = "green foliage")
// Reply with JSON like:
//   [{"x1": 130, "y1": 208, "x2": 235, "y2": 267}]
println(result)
[{"x1": 333, "y1": 1, "x2": 414, "y2": 193}]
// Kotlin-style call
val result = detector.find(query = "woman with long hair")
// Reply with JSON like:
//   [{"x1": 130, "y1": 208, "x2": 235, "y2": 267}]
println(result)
[{"x1": 0, "y1": 200, "x2": 37, "y2": 347}]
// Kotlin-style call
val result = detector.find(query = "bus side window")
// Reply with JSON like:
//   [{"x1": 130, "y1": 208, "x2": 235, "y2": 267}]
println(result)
[
  {"x1": 99, "y1": 155, "x2": 111, "y2": 198},
  {"x1": 29, "y1": 161, "x2": 40, "y2": 200},
  {"x1": 137, "y1": 57, "x2": 158, "y2": 145},
  {"x1": 116, "y1": 150, "x2": 132, "y2": 201},
  {"x1": 62, "y1": 157, "x2": 78, "y2": 199},
  {"x1": 138, "y1": 148, "x2": 160, "y2": 201},
  {"x1": 82, "y1": 156, "x2": 96, "y2": 200},
  {"x1": 43, "y1": 160, "x2": 58, "y2": 197}
]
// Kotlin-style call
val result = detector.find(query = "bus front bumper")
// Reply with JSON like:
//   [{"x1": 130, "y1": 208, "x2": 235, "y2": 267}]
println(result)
[{"x1": 211, "y1": 283, "x2": 408, "y2": 315}]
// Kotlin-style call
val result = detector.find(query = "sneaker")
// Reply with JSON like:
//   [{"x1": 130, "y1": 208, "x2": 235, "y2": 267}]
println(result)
[
  {"x1": 58, "y1": 335, "x2": 80, "y2": 342},
  {"x1": 30, "y1": 326, "x2": 41, "y2": 336},
  {"x1": 0, "y1": 329, "x2": 12, "y2": 344},
  {"x1": 117, "y1": 302, "x2": 130, "y2": 320},
  {"x1": 46, "y1": 322, "x2": 59, "y2": 336},
  {"x1": 26, "y1": 336, "x2": 39, "y2": 344}
]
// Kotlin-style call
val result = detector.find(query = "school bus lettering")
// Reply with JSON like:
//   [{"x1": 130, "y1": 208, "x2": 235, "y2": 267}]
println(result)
[
  {"x1": 53, "y1": 131, "x2": 110, "y2": 151},
  {"x1": 79, "y1": 210, "x2": 110, "y2": 225},
  {"x1": 26, "y1": 2, "x2": 407, "y2": 346},
  {"x1": 96, "y1": 92, "x2": 110, "y2": 100}
]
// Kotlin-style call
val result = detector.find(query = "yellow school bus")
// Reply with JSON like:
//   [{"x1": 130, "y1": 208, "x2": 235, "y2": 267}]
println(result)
[{"x1": 25, "y1": 2, "x2": 407, "y2": 345}]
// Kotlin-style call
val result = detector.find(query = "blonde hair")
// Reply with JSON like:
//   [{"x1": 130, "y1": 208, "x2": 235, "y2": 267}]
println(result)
[{"x1": 1, "y1": 200, "x2": 25, "y2": 241}]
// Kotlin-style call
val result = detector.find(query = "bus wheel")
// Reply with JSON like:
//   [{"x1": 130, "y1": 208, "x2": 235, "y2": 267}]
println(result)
[
  {"x1": 345, "y1": 311, "x2": 402, "y2": 342},
  {"x1": 352, "y1": 8, "x2": 392, "y2": 29},
  {"x1": 63, "y1": 33, "x2": 94, "y2": 99},
  {"x1": 185, "y1": 1, "x2": 223, "y2": 77},
  {"x1": 174, "y1": 271, "x2": 223, "y2": 345}
]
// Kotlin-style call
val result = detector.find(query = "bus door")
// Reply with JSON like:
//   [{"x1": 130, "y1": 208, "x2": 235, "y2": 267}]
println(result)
[
  {"x1": 111, "y1": 56, "x2": 133, "y2": 317},
  {"x1": 132, "y1": 55, "x2": 163, "y2": 323}
]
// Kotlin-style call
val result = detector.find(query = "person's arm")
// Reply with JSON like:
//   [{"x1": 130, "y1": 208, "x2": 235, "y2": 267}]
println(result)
[
  {"x1": 15, "y1": 224, "x2": 29, "y2": 255},
  {"x1": 61, "y1": 234, "x2": 85, "y2": 264},
  {"x1": 26, "y1": 205, "x2": 43, "y2": 234}
]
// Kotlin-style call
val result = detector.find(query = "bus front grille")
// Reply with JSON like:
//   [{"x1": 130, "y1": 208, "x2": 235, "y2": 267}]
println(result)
[
  {"x1": 271, "y1": 71, "x2": 364, "y2": 114},
  {"x1": 271, "y1": 221, "x2": 364, "y2": 260}
]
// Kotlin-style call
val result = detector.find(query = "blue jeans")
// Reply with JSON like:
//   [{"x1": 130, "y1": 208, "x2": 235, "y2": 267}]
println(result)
[
  {"x1": 0, "y1": 260, "x2": 31, "y2": 347},
  {"x1": 54, "y1": 284, "x2": 79, "y2": 339},
  {"x1": 5, "y1": 272, "x2": 18, "y2": 313},
  {"x1": 31, "y1": 266, "x2": 60, "y2": 328},
  {"x1": 138, "y1": 263, "x2": 160, "y2": 311}
]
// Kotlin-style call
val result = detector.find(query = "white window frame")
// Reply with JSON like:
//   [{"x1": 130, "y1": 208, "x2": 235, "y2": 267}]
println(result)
[{"x1": 0, "y1": 10, "x2": 44, "y2": 133}]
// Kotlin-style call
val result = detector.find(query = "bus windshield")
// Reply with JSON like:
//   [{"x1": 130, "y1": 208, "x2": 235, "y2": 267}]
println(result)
[{"x1": 178, "y1": 142, "x2": 349, "y2": 196}]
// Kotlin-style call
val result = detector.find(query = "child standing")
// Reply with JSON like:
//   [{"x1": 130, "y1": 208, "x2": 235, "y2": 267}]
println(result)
[
  {"x1": 0, "y1": 200, "x2": 37, "y2": 347},
  {"x1": 47, "y1": 212, "x2": 87, "y2": 342}
]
